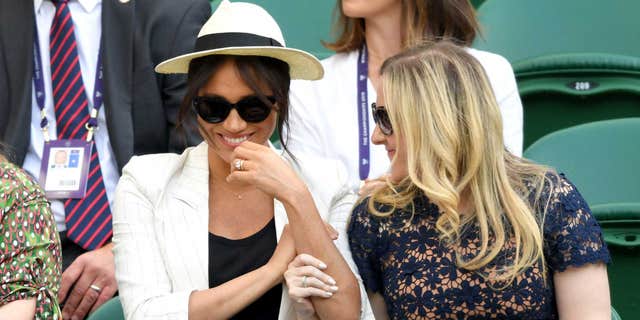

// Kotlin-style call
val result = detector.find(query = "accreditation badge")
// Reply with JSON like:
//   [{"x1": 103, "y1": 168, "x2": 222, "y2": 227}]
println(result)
[{"x1": 39, "y1": 139, "x2": 92, "y2": 199}]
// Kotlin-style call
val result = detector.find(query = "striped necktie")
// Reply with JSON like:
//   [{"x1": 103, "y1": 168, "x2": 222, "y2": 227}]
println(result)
[{"x1": 50, "y1": 0, "x2": 112, "y2": 250}]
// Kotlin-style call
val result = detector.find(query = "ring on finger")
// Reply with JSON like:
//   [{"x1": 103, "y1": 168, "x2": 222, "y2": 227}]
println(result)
[
  {"x1": 302, "y1": 275, "x2": 308, "y2": 288},
  {"x1": 234, "y1": 159, "x2": 245, "y2": 171},
  {"x1": 89, "y1": 284, "x2": 102, "y2": 293}
]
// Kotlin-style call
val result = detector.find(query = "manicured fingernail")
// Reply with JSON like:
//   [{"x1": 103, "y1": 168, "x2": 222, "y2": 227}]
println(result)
[
  {"x1": 327, "y1": 277, "x2": 336, "y2": 285},
  {"x1": 324, "y1": 291, "x2": 333, "y2": 297},
  {"x1": 318, "y1": 262, "x2": 327, "y2": 269},
  {"x1": 328, "y1": 285, "x2": 339, "y2": 292}
]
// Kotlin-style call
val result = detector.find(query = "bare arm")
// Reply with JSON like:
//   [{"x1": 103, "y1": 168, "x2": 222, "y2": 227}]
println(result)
[
  {"x1": 0, "y1": 299, "x2": 36, "y2": 320},
  {"x1": 228, "y1": 143, "x2": 361, "y2": 319},
  {"x1": 554, "y1": 263, "x2": 610, "y2": 320},
  {"x1": 368, "y1": 292, "x2": 389, "y2": 320},
  {"x1": 188, "y1": 225, "x2": 295, "y2": 320},
  {"x1": 188, "y1": 263, "x2": 283, "y2": 320},
  {"x1": 281, "y1": 189, "x2": 361, "y2": 320}
]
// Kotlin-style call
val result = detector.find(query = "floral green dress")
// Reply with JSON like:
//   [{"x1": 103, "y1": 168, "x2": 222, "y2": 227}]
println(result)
[{"x1": 0, "y1": 161, "x2": 62, "y2": 319}]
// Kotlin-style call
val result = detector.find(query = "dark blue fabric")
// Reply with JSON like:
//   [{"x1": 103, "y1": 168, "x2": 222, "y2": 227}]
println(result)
[{"x1": 348, "y1": 174, "x2": 610, "y2": 319}]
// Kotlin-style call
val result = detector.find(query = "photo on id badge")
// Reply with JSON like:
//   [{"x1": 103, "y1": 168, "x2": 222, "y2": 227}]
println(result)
[{"x1": 39, "y1": 139, "x2": 92, "y2": 199}]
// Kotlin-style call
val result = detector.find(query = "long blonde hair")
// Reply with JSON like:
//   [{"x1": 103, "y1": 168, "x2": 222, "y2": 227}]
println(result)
[
  {"x1": 325, "y1": 0, "x2": 479, "y2": 53},
  {"x1": 370, "y1": 41, "x2": 556, "y2": 284}
]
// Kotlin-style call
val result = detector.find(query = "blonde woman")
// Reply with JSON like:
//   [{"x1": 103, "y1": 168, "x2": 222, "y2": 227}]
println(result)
[
  {"x1": 347, "y1": 42, "x2": 611, "y2": 319},
  {"x1": 285, "y1": 0, "x2": 523, "y2": 193}
]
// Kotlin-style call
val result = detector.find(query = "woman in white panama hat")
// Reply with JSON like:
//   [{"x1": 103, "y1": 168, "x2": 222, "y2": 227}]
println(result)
[{"x1": 112, "y1": 1, "x2": 372, "y2": 319}]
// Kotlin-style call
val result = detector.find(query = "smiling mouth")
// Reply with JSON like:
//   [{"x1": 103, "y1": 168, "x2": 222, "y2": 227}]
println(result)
[{"x1": 219, "y1": 134, "x2": 251, "y2": 146}]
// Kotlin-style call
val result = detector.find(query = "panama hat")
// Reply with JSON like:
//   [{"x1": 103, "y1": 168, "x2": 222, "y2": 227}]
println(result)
[{"x1": 155, "y1": 0, "x2": 323, "y2": 80}]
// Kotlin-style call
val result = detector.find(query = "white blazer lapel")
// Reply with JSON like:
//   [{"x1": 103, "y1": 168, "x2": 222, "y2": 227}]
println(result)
[{"x1": 162, "y1": 143, "x2": 210, "y2": 291}]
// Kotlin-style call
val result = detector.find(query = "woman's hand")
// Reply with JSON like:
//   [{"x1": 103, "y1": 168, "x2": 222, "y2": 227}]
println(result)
[
  {"x1": 227, "y1": 141, "x2": 307, "y2": 202},
  {"x1": 284, "y1": 254, "x2": 339, "y2": 319}
]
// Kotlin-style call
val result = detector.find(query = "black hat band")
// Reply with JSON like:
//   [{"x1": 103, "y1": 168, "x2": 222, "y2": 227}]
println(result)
[{"x1": 195, "y1": 32, "x2": 284, "y2": 52}]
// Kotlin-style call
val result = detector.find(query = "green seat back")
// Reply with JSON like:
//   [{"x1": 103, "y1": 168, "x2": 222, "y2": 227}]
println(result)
[
  {"x1": 87, "y1": 297, "x2": 125, "y2": 320},
  {"x1": 474, "y1": 0, "x2": 640, "y2": 64},
  {"x1": 474, "y1": 0, "x2": 640, "y2": 148},
  {"x1": 514, "y1": 53, "x2": 640, "y2": 147},
  {"x1": 524, "y1": 118, "x2": 640, "y2": 208},
  {"x1": 524, "y1": 118, "x2": 640, "y2": 318}
]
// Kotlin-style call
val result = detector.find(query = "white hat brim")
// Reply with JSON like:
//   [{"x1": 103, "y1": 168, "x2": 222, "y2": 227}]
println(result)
[{"x1": 155, "y1": 46, "x2": 324, "y2": 80}]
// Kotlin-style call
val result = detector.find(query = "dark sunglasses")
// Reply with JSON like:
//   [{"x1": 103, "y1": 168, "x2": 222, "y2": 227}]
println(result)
[
  {"x1": 371, "y1": 102, "x2": 393, "y2": 135},
  {"x1": 193, "y1": 95, "x2": 276, "y2": 124}
]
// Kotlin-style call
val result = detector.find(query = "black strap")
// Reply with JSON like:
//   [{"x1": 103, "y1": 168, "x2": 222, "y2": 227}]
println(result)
[{"x1": 195, "y1": 32, "x2": 283, "y2": 51}]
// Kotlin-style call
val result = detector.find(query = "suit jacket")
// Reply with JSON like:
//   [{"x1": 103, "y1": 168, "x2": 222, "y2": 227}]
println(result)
[
  {"x1": 112, "y1": 142, "x2": 374, "y2": 319},
  {"x1": 0, "y1": 0, "x2": 210, "y2": 170}
]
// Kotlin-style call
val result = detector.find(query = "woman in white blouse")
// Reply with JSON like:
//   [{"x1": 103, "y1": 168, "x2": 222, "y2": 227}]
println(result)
[
  {"x1": 112, "y1": 1, "x2": 371, "y2": 319},
  {"x1": 285, "y1": 0, "x2": 524, "y2": 193}
]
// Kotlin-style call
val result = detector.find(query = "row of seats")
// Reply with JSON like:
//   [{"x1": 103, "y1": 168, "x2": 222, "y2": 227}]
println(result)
[
  {"x1": 475, "y1": 0, "x2": 639, "y2": 318},
  {"x1": 524, "y1": 119, "x2": 639, "y2": 320},
  {"x1": 474, "y1": 0, "x2": 640, "y2": 147}
]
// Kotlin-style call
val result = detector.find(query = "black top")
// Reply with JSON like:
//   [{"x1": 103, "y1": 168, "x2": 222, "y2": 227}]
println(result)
[{"x1": 209, "y1": 218, "x2": 281, "y2": 320}]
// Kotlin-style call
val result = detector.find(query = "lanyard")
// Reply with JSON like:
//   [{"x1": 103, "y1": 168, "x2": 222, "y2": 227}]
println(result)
[
  {"x1": 356, "y1": 44, "x2": 370, "y2": 180},
  {"x1": 32, "y1": 23, "x2": 104, "y2": 143}
]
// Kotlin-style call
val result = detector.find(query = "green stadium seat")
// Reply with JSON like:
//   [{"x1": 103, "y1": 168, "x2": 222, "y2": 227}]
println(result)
[
  {"x1": 473, "y1": 0, "x2": 640, "y2": 148},
  {"x1": 524, "y1": 118, "x2": 640, "y2": 319},
  {"x1": 514, "y1": 53, "x2": 640, "y2": 147},
  {"x1": 473, "y1": 0, "x2": 640, "y2": 63},
  {"x1": 87, "y1": 297, "x2": 125, "y2": 320}
]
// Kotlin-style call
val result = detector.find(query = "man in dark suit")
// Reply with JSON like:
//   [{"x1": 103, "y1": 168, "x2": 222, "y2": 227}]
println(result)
[{"x1": 0, "y1": 0, "x2": 209, "y2": 318}]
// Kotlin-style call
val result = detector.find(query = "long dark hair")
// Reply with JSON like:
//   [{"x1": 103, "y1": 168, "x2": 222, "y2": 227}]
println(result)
[
  {"x1": 325, "y1": 0, "x2": 479, "y2": 53},
  {"x1": 176, "y1": 55, "x2": 293, "y2": 157}
]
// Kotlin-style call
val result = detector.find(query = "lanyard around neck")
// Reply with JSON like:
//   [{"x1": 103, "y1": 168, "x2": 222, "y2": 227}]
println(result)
[
  {"x1": 357, "y1": 44, "x2": 370, "y2": 181},
  {"x1": 32, "y1": 23, "x2": 104, "y2": 143}
]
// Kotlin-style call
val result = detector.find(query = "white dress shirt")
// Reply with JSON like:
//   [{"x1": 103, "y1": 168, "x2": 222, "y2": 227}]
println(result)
[
  {"x1": 112, "y1": 142, "x2": 374, "y2": 319},
  {"x1": 286, "y1": 47, "x2": 524, "y2": 192},
  {"x1": 24, "y1": 0, "x2": 119, "y2": 232}
]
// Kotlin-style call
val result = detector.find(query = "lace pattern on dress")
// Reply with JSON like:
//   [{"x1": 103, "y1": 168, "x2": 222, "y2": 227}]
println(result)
[{"x1": 348, "y1": 174, "x2": 610, "y2": 319}]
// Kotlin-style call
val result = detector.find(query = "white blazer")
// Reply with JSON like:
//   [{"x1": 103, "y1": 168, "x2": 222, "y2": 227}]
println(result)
[{"x1": 112, "y1": 142, "x2": 374, "y2": 320}]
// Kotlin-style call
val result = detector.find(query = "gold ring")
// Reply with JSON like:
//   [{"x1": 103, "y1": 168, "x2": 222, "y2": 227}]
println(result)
[{"x1": 89, "y1": 284, "x2": 102, "y2": 293}]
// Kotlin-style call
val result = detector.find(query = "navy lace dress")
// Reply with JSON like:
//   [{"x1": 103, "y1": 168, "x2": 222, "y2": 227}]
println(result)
[{"x1": 348, "y1": 175, "x2": 610, "y2": 319}]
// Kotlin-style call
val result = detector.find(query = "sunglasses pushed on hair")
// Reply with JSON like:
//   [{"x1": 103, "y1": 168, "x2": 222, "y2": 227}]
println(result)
[
  {"x1": 371, "y1": 102, "x2": 393, "y2": 135},
  {"x1": 193, "y1": 95, "x2": 276, "y2": 124}
]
